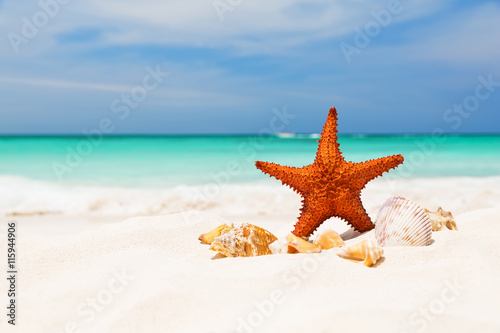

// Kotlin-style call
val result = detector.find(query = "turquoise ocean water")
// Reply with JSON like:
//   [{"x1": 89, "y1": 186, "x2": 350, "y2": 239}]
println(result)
[{"x1": 0, "y1": 135, "x2": 499, "y2": 188}]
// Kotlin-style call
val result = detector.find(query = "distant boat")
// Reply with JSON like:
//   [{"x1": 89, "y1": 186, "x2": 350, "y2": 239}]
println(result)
[
  {"x1": 276, "y1": 132, "x2": 296, "y2": 138},
  {"x1": 276, "y1": 132, "x2": 321, "y2": 139}
]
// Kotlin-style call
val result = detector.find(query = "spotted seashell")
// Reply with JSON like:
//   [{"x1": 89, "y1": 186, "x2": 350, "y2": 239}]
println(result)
[
  {"x1": 375, "y1": 197, "x2": 432, "y2": 247},
  {"x1": 209, "y1": 223, "x2": 277, "y2": 257}
]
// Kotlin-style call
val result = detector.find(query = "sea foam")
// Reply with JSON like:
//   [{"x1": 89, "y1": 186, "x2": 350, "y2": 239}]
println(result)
[{"x1": 0, "y1": 176, "x2": 299, "y2": 217}]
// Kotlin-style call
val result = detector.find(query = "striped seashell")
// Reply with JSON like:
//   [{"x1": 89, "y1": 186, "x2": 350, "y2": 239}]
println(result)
[{"x1": 375, "y1": 197, "x2": 432, "y2": 246}]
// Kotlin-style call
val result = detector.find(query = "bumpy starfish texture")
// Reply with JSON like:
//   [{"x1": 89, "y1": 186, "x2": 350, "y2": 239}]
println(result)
[{"x1": 256, "y1": 107, "x2": 404, "y2": 238}]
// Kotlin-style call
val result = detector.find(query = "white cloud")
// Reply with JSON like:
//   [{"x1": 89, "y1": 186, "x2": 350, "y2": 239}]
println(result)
[
  {"x1": 0, "y1": 76, "x2": 132, "y2": 92},
  {"x1": 402, "y1": 2, "x2": 500, "y2": 66},
  {"x1": 77, "y1": 0, "x2": 445, "y2": 52},
  {"x1": 0, "y1": 0, "x2": 448, "y2": 56},
  {"x1": 0, "y1": 74, "x2": 253, "y2": 108},
  {"x1": 332, "y1": 1, "x2": 500, "y2": 79}
]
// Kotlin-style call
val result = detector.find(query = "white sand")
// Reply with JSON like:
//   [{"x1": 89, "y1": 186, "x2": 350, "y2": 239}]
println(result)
[{"x1": 1, "y1": 177, "x2": 500, "y2": 333}]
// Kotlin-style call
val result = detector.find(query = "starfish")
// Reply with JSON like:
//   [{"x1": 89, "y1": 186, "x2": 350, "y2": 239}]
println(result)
[{"x1": 255, "y1": 107, "x2": 404, "y2": 238}]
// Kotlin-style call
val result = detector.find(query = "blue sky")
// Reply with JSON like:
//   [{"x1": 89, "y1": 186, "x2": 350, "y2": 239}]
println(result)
[{"x1": 0, "y1": 0, "x2": 499, "y2": 134}]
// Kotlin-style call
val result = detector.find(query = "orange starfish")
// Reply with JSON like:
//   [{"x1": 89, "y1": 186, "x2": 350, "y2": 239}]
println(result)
[{"x1": 255, "y1": 107, "x2": 404, "y2": 238}]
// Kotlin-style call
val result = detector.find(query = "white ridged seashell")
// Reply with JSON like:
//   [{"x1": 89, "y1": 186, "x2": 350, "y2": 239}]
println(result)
[{"x1": 375, "y1": 197, "x2": 432, "y2": 246}]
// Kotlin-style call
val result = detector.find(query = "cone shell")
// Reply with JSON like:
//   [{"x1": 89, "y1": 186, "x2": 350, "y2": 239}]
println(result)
[
  {"x1": 209, "y1": 223, "x2": 277, "y2": 257},
  {"x1": 337, "y1": 240, "x2": 383, "y2": 267},
  {"x1": 375, "y1": 197, "x2": 432, "y2": 246},
  {"x1": 313, "y1": 230, "x2": 345, "y2": 250},
  {"x1": 425, "y1": 207, "x2": 457, "y2": 231},
  {"x1": 286, "y1": 233, "x2": 322, "y2": 254}
]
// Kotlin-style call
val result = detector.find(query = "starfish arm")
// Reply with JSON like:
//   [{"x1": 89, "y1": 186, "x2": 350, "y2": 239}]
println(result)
[
  {"x1": 349, "y1": 154, "x2": 404, "y2": 189},
  {"x1": 334, "y1": 194, "x2": 375, "y2": 232},
  {"x1": 255, "y1": 161, "x2": 312, "y2": 194},
  {"x1": 315, "y1": 107, "x2": 345, "y2": 167},
  {"x1": 292, "y1": 197, "x2": 330, "y2": 237}
]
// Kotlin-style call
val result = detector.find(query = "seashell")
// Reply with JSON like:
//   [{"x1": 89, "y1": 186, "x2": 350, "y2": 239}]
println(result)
[
  {"x1": 199, "y1": 224, "x2": 233, "y2": 244},
  {"x1": 337, "y1": 240, "x2": 383, "y2": 267},
  {"x1": 269, "y1": 237, "x2": 289, "y2": 254},
  {"x1": 375, "y1": 197, "x2": 432, "y2": 247},
  {"x1": 286, "y1": 233, "x2": 322, "y2": 254},
  {"x1": 313, "y1": 230, "x2": 345, "y2": 250},
  {"x1": 209, "y1": 223, "x2": 277, "y2": 257},
  {"x1": 425, "y1": 207, "x2": 457, "y2": 231}
]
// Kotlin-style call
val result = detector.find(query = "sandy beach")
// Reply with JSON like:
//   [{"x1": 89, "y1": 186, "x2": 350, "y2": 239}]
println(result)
[
  {"x1": 1, "y1": 176, "x2": 499, "y2": 333},
  {"x1": 2, "y1": 0, "x2": 498, "y2": 331}
]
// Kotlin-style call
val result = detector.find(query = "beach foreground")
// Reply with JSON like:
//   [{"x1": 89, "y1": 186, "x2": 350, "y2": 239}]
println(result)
[{"x1": 1, "y1": 176, "x2": 500, "y2": 333}]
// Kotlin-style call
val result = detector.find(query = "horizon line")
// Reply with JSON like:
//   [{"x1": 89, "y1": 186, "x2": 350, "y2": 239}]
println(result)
[{"x1": 0, "y1": 132, "x2": 499, "y2": 138}]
